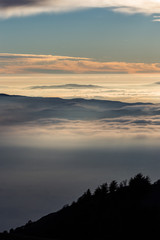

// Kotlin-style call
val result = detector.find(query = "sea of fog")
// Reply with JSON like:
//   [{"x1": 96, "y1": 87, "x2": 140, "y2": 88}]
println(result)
[
  {"x1": 0, "y1": 74, "x2": 160, "y2": 231},
  {"x1": 1, "y1": 74, "x2": 160, "y2": 102}
]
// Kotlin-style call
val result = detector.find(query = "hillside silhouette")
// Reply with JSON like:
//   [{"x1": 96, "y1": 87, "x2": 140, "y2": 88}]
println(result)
[{"x1": 1, "y1": 173, "x2": 160, "y2": 239}]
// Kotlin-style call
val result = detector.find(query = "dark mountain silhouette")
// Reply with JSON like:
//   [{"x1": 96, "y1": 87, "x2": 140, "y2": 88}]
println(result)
[{"x1": 1, "y1": 173, "x2": 160, "y2": 239}]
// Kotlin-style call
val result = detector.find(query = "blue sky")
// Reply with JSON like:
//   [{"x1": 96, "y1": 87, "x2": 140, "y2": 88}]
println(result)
[{"x1": 0, "y1": 8, "x2": 159, "y2": 62}]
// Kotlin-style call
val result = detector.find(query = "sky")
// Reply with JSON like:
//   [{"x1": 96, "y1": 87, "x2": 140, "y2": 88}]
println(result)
[
  {"x1": 1, "y1": 0, "x2": 160, "y2": 73},
  {"x1": 1, "y1": 0, "x2": 160, "y2": 232}
]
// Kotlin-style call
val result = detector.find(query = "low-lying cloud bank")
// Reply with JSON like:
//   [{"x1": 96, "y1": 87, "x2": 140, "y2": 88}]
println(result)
[
  {"x1": 1, "y1": 53, "x2": 160, "y2": 74},
  {"x1": 0, "y1": 94, "x2": 160, "y2": 140},
  {"x1": 0, "y1": 0, "x2": 160, "y2": 18}
]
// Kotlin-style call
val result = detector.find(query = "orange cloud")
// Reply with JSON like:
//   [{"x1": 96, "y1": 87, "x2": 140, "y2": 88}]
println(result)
[{"x1": 1, "y1": 53, "x2": 160, "y2": 74}]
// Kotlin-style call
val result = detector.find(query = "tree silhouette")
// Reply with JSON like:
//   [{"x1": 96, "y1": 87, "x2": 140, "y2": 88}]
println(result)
[
  {"x1": 154, "y1": 179, "x2": 160, "y2": 186},
  {"x1": 129, "y1": 173, "x2": 151, "y2": 192},
  {"x1": 109, "y1": 180, "x2": 118, "y2": 193},
  {"x1": 77, "y1": 189, "x2": 91, "y2": 203},
  {"x1": 119, "y1": 180, "x2": 127, "y2": 189},
  {"x1": 94, "y1": 182, "x2": 108, "y2": 199}
]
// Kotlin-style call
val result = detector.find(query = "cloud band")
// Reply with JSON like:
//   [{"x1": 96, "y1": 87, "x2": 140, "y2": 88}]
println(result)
[
  {"x1": 1, "y1": 53, "x2": 160, "y2": 74},
  {"x1": 1, "y1": 0, "x2": 160, "y2": 18}
]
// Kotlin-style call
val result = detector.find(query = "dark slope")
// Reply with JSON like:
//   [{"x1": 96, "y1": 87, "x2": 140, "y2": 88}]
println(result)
[{"x1": 1, "y1": 174, "x2": 160, "y2": 239}]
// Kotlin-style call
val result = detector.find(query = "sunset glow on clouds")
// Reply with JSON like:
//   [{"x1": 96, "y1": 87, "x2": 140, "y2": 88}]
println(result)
[
  {"x1": 1, "y1": 0, "x2": 160, "y2": 18},
  {"x1": 1, "y1": 53, "x2": 160, "y2": 74}
]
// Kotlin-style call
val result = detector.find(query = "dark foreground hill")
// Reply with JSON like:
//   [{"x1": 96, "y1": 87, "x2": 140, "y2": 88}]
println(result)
[{"x1": 1, "y1": 174, "x2": 160, "y2": 240}]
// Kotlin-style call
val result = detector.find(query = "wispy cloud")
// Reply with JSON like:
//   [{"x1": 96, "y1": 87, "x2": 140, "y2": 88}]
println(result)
[
  {"x1": 1, "y1": 0, "x2": 160, "y2": 18},
  {"x1": 152, "y1": 15, "x2": 160, "y2": 21},
  {"x1": 153, "y1": 19, "x2": 160, "y2": 22},
  {"x1": 1, "y1": 53, "x2": 160, "y2": 74}
]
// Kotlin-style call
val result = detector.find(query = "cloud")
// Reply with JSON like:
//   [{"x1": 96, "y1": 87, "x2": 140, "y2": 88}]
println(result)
[
  {"x1": 153, "y1": 19, "x2": 160, "y2": 22},
  {"x1": 1, "y1": 0, "x2": 160, "y2": 18},
  {"x1": 1, "y1": 53, "x2": 160, "y2": 74},
  {"x1": 152, "y1": 15, "x2": 160, "y2": 22},
  {"x1": 30, "y1": 84, "x2": 102, "y2": 89}
]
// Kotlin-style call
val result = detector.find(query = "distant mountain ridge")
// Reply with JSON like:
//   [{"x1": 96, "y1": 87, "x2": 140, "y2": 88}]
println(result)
[
  {"x1": 0, "y1": 94, "x2": 155, "y2": 126},
  {"x1": 30, "y1": 84, "x2": 103, "y2": 89},
  {"x1": 1, "y1": 173, "x2": 160, "y2": 240},
  {"x1": 0, "y1": 93, "x2": 153, "y2": 105}
]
